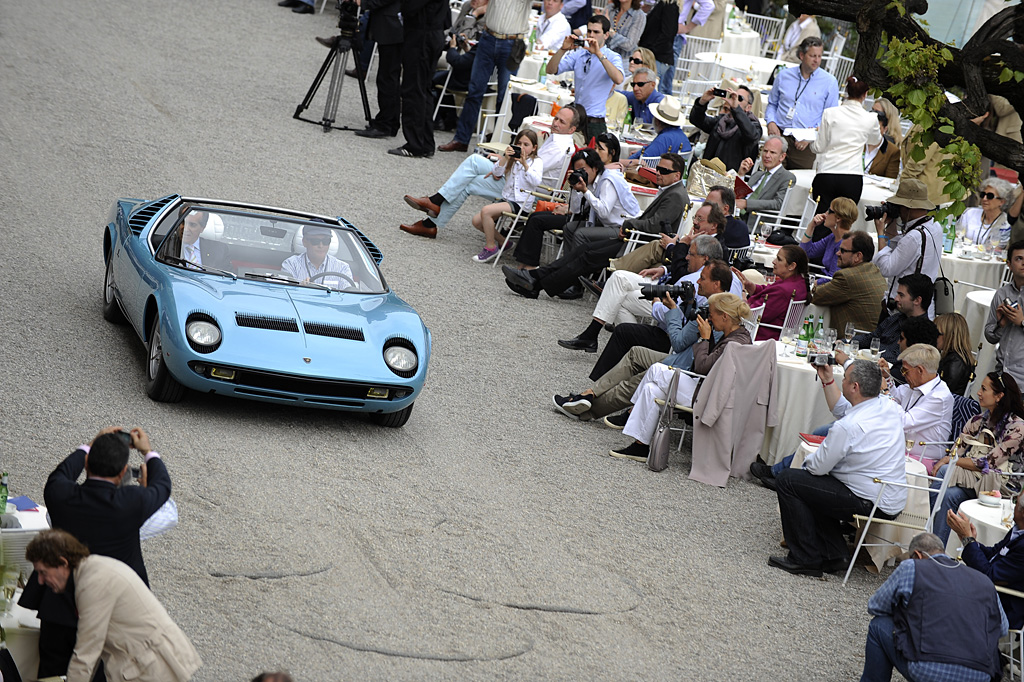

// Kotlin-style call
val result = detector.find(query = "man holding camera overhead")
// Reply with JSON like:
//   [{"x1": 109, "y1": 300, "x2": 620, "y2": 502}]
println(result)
[{"x1": 545, "y1": 14, "x2": 626, "y2": 136}]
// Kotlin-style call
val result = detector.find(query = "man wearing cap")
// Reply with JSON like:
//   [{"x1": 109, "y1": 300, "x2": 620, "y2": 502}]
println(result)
[
  {"x1": 626, "y1": 96, "x2": 691, "y2": 161},
  {"x1": 281, "y1": 226, "x2": 354, "y2": 290},
  {"x1": 873, "y1": 178, "x2": 942, "y2": 316},
  {"x1": 765, "y1": 36, "x2": 838, "y2": 170},
  {"x1": 546, "y1": 14, "x2": 625, "y2": 136}
]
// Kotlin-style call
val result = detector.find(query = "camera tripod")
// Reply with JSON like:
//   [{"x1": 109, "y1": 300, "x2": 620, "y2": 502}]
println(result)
[{"x1": 293, "y1": 33, "x2": 372, "y2": 132}]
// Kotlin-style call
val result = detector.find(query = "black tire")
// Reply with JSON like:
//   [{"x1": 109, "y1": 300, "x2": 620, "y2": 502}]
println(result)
[
  {"x1": 369, "y1": 403, "x2": 413, "y2": 428},
  {"x1": 146, "y1": 317, "x2": 186, "y2": 402},
  {"x1": 102, "y1": 253, "x2": 126, "y2": 324}
]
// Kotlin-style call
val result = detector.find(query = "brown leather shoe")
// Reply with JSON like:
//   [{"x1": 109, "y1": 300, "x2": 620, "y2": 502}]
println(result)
[
  {"x1": 404, "y1": 195, "x2": 440, "y2": 218},
  {"x1": 399, "y1": 221, "x2": 437, "y2": 239},
  {"x1": 437, "y1": 140, "x2": 468, "y2": 152},
  {"x1": 316, "y1": 36, "x2": 339, "y2": 48}
]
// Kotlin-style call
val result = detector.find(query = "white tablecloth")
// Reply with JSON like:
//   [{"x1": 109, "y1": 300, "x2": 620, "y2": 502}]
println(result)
[
  {"x1": 945, "y1": 497, "x2": 1012, "y2": 556},
  {"x1": 0, "y1": 505, "x2": 49, "y2": 680},
  {"x1": 781, "y1": 170, "x2": 893, "y2": 235},
  {"x1": 963, "y1": 289, "x2": 999, "y2": 397},
  {"x1": 721, "y1": 28, "x2": 763, "y2": 57},
  {"x1": 518, "y1": 53, "x2": 550, "y2": 82},
  {"x1": 943, "y1": 252, "x2": 1006, "y2": 312},
  {"x1": 761, "y1": 341, "x2": 840, "y2": 464},
  {"x1": 695, "y1": 51, "x2": 788, "y2": 84}
]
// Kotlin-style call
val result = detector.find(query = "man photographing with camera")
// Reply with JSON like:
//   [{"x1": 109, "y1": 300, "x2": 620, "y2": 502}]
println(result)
[
  {"x1": 872, "y1": 178, "x2": 942, "y2": 316},
  {"x1": 546, "y1": 14, "x2": 625, "y2": 136},
  {"x1": 20, "y1": 426, "x2": 172, "y2": 679}
]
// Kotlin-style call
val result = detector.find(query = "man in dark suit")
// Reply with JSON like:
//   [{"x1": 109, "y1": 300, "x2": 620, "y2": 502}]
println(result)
[
  {"x1": 20, "y1": 426, "x2": 172, "y2": 678},
  {"x1": 347, "y1": 0, "x2": 403, "y2": 139},
  {"x1": 179, "y1": 209, "x2": 231, "y2": 271},
  {"x1": 734, "y1": 135, "x2": 796, "y2": 228},
  {"x1": 949, "y1": 499, "x2": 1024, "y2": 629},
  {"x1": 502, "y1": 152, "x2": 689, "y2": 299}
]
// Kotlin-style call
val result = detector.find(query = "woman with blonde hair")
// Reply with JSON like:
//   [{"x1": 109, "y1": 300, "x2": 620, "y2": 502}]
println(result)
[
  {"x1": 800, "y1": 196, "x2": 858, "y2": 273},
  {"x1": 471, "y1": 129, "x2": 543, "y2": 262},
  {"x1": 608, "y1": 293, "x2": 753, "y2": 460},
  {"x1": 935, "y1": 313, "x2": 975, "y2": 396},
  {"x1": 865, "y1": 98, "x2": 902, "y2": 178}
]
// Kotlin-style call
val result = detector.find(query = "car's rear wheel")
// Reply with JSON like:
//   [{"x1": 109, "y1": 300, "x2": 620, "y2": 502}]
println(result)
[
  {"x1": 146, "y1": 317, "x2": 185, "y2": 402},
  {"x1": 369, "y1": 403, "x2": 414, "y2": 428},
  {"x1": 102, "y1": 254, "x2": 126, "y2": 324}
]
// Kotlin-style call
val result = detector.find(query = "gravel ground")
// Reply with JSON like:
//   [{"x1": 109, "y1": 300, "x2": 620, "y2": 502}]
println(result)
[{"x1": 0, "y1": 1, "x2": 897, "y2": 679}]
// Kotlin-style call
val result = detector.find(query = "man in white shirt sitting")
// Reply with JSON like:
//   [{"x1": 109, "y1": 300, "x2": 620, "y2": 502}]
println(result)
[
  {"x1": 769, "y1": 359, "x2": 907, "y2": 577},
  {"x1": 535, "y1": 0, "x2": 572, "y2": 51},
  {"x1": 281, "y1": 226, "x2": 353, "y2": 290}
]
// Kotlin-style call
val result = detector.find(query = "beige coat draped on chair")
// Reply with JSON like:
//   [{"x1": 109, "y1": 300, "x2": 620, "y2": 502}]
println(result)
[{"x1": 689, "y1": 340, "x2": 778, "y2": 487}]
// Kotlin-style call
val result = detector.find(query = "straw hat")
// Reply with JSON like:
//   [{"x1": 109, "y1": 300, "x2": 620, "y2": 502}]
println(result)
[
  {"x1": 886, "y1": 179, "x2": 936, "y2": 210},
  {"x1": 651, "y1": 96, "x2": 683, "y2": 127},
  {"x1": 698, "y1": 157, "x2": 729, "y2": 176}
]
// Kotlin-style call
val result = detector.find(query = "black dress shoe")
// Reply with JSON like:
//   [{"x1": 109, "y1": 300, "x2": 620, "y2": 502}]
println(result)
[
  {"x1": 345, "y1": 68, "x2": 361, "y2": 78},
  {"x1": 820, "y1": 558, "x2": 850, "y2": 574},
  {"x1": 292, "y1": 2, "x2": 314, "y2": 12},
  {"x1": 316, "y1": 35, "x2": 339, "y2": 48},
  {"x1": 555, "y1": 285, "x2": 583, "y2": 300},
  {"x1": 355, "y1": 126, "x2": 391, "y2": 138},
  {"x1": 504, "y1": 278, "x2": 539, "y2": 299},
  {"x1": 279, "y1": 0, "x2": 301, "y2": 6},
  {"x1": 768, "y1": 555, "x2": 823, "y2": 577},
  {"x1": 502, "y1": 265, "x2": 537, "y2": 292},
  {"x1": 750, "y1": 460, "x2": 777, "y2": 491},
  {"x1": 557, "y1": 336, "x2": 598, "y2": 353}
]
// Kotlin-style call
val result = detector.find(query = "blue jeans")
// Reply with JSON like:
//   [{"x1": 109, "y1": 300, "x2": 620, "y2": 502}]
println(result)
[
  {"x1": 434, "y1": 154, "x2": 505, "y2": 228},
  {"x1": 454, "y1": 32, "x2": 515, "y2": 144},
  {"x1": 659, "y1": 35, "x2": 685, "y2": 96},
  {"x1": 655, "y1": 60, "x2": 673, "y2": 95},
  {"x1": 771, "y1": 422, "x2": 834, "y2": 476},
  {"x1": 929, "y1": 466, "x2": 976, "y2": 544},
  {"x1": 861, "y1": 616, "x2": 912, "y2": 682}
]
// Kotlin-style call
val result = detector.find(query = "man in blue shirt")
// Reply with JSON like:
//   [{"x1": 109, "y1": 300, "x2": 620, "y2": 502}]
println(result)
[
  {"x1": 765, "y1": 36, "x2": 838, "y2": 170},
  {"x1": 623, "y1": 68, "x2": 664, "y2": 124},
  {"x1": 546, "y1": 14, "x2": 625, "y2": 135},
  {"x1": 862, "y1": 532, "x2": 1006, "y2": 682},
  {"x1": 626, "y1": 96, "x2": 691, "y2": 161}
]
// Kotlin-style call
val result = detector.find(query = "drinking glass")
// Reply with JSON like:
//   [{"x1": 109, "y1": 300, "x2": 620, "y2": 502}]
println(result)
[
  {"x1": 844, "y1": 322, "x2": 856, "y2": 344},
  {"x1": 870, "y1": 338, "x2": 881, "y2": 359},
  {"x1": 849, "y1": 340, "x2": 859, "y2": 357},
  {"x1": 760, "y1": 222, "x2": 773, "y2": 240},
  {"x1": 765, "y1": 273, "x2": 776, "y2": 285},
  {"x1": 780, "y1": 326, "x2": 797, "y2": 356},
  {"x1": 824, "y1": 328, "x2": 837, "y2": 352}
]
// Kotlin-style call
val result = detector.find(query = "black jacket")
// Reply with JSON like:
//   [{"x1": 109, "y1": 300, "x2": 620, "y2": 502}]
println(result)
[
  {"x1": 688, "y1": 100, "x2": 761, "y2": 173},
  {"x1": 638, "y1": 2, "x2": 679, "y2": 65},
  {"x1": 939, "y1": 352, "x2": 974, "y2": 396}
]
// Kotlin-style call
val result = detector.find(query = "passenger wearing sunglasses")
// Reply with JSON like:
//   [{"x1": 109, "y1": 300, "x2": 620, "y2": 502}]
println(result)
[
  {"x1": 954, "y1": 177, "x2": 1014, "y2": 247},
  {"x1": 687, "y1": 86, "x2": 760, "y2": 173},
  {"x1": 618, "y1": 47, "x2": 657, "y2": 91},
  {"x1": 622, "y1": 67, "x2": 663, "y2": 124},
  {"x1": 281, "y1": 226, "x2": 354, "y2": 290}
]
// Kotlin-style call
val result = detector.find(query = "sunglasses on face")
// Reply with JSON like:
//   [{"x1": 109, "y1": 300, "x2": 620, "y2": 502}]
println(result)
[
  {"x1": 629, "y1": 57, "x2": 644, "y2": 65},
  {"x1": 839, "y1": 247, "x2": 855, "y2": 254},
  {"x1": 656, "y1": 166, "x2": 677, "y2": 174},
  {"x1": 632, "y1": 81, "x2": 651, "y2": 88},
  {"x1": 736, "y1": 95, "x2": 745, "y2": 102},
  {"x1": 306, "y1": 237, "x2": 332, "y2": 246},
  {"x1": 979, "y1": 191, "x2": 1000, "y2": 200},
  {"x1": 826, "y1": 208, "x2": 835, "y2": 214}
]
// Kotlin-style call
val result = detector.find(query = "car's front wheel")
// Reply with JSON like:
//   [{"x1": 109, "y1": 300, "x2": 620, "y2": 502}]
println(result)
[
  {"x1": 102, "y1": 254, "x2": 126, "y2": 324},
  {"x1": 369, "y1": 403, "x2": 414, "y2": 428},
  {"x1": 146, "y1": 317, "x2": 185, "y2": 402}
]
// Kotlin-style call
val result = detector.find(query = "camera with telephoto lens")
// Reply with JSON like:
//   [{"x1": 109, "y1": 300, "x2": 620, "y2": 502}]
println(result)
[
  {"x1": 639, "y1": 281, "x2": 699, "y2": 320},
  {"x1": 568, "y1": 169, "x2": 587, "y2": 188},
  {"x1": 864, "y1": 202, "x2": 901, "y2": 222}
]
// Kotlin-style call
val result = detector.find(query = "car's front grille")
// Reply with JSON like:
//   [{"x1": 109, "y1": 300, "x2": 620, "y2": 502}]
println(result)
[
  {"x1": 303, "y1": 321, "x2": 364, "y2": 341},
  {"x1": 191, "y1": 363, "x2": 408, "y2": 400},
  {"x1": 235, "y1": 313, "x2": 299, "y2": 332}
]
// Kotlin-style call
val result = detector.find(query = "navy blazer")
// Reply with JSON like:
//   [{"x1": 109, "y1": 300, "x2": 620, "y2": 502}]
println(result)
[{"x1": 962, "y1": 529, "x2": 1024, "y2": 629}]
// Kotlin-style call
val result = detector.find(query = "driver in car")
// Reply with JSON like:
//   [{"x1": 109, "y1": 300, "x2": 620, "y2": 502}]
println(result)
[
  {"x1": 281, "y1": 225, "x2": 354, "y2": 290},
  {"x1": 179, "y1": 210, "x2": 231, "y2": 271}
]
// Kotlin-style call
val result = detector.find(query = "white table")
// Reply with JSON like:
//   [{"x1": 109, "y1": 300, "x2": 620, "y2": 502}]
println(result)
[
  {"x1": 721, "y1": 27, "x2": 763, "y2": 57},
  {"x1": 782, "y1": 170, "x2": 892, "y2": 235},
  {"x1": 517, "y1": 53, "x2": 550, "y2": 82},
  {"x1": 1, "y1": 504, "x2": 49, "y2": 680},
  {"x1": 761, "y1": 341, "x2": 841, "y2": 464},
  {"x1": 963, "y1": 289, "x2": 999, "y2": 397},
  {"x1": 694, "y1": 51, "x2": 788, "y2": 84},
  {"x1": 945, "y1": 497, "x2": 1012, "y2": 556},
  {"x1": 943, "y1": 250, "x2": 1006, "y2": 312}
]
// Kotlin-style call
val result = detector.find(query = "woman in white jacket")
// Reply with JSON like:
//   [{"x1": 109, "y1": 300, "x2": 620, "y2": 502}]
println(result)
[
  {"x1": 471, "y1": 129, "x2": 544, "y2": 263},
  {"x1": 809, "y1": 76, "x2": 881, "y2": 237}
]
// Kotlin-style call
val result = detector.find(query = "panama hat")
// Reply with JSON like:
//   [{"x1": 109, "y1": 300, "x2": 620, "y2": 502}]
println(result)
[
  {"x1": 651, "y1": 96, "x2": 683, "y2": 127},
  {"x1": 698, "y1": 158, "x2": 729, "y2": 175},
  {"x1": 886, "y1": 179, "x2": 936, "y2": 210}
]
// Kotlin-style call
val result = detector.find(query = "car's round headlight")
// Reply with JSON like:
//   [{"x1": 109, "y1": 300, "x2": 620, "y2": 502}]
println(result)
[
  {"x1": 384, "y1": 345, "x2": 417, "y2": 377},
  {"x1": 185, "y1": 314, "x2": 222, "y2": 353}
]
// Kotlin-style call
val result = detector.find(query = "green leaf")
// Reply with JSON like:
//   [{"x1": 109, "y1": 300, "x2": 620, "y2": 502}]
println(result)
[
  {"x1": 938, "y1": 125, "x2": 955, "y2": 134},
  {"x1": 1016, "y1": 71, "x2": 1024, "y2": 83},
  {"x1": 911, "y1": 145, "x2": 926, "y2": 162},
  {"x1": 999, "y1": 67, "x2": 1014, "y2": 83},
  {"x1": 919, "y1": 112, "x2": 934, "y2": 129},
  {"x1": 940, "y1": 48, "x2": 953, "y2": 61},
  {"x1": 908, "y1": 89, "x2": 926, "y2": 107}
]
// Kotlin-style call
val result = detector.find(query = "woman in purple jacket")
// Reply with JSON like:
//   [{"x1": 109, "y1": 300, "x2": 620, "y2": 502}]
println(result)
[
  {"x1": 800, "y1": 196, "x2": 857, "y2": 274},
  {"x1": 733, "y1": 244, "x2": 810, "y2": 341}
]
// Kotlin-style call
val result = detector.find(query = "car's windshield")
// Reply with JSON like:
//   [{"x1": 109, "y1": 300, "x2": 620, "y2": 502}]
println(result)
[{"x1": 154, "y1": 207, "x2": 385, "y2": 293}]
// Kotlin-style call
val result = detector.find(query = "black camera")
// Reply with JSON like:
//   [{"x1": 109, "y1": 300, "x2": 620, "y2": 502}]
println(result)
[
  {"x1": 116, "y1": 430, "x2": 132, "y2": 446},
  {"x1": 639, "y1": 281, "x2": 699, "y2": 321},
  {"x1": 712, "y1": 88, "x2": 728, "y2": 97},
  {"x1": 810, "y1": 352, "x2": 836, "y2": 367},
  {"x1": 573, "y1": 37, "x2": 588, "y2": 48},
  {"x1": 865, "y1": 202, "x2": 901, "y2": 222},
  {"x1": 568, "y1": 169, "x2": 587, "y2": 187},
  {"x1": 511, "y1": 145, "x2": 522, "y2": 159},
  {"x1": 336, "y1": 0, "x2": 360, "y2": 38}
]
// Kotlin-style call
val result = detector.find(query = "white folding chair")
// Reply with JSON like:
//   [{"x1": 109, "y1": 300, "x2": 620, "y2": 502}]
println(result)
[
  {"x1": 674, "y1": 36, "x2": 722, "y2": 85},
  {"x1": 998, "y1": 586, "x2": 1024, "y2": 680},
  {"x1": 653, "y1": 367, "x2": 706, "y2": 451},
  {"x1": 432, "y1": 68, "x2": 466, "y2": 123},
  {"x1": 842, "y1": 447, "x2": 960, "y2": 584},
  {"x1": 728, "y1": 245, "x2": 753, "y2": 263},
  {"x1": 757, "y1": 295, "x2": 808, "y2": 335},
  {"x1": 744, "y1": 13, "x2": 787, "y2": 57},
  {"x1": 743, "y1": 303, "x2": 765, "y2": 339},
  {"x1": 748, "y1": 179, "x2": 796, "y2": 235},
  {"x1": 825, "y1": 55, "x2": 856, "y2": 84},
  {"x1": 492, "y1": 155, "x2": 574, "y2": 267}
]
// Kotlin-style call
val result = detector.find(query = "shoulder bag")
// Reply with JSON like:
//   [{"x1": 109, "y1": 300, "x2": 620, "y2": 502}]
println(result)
[{"x1": 647, "y1": 368, "x2": 680, "y2": 472}]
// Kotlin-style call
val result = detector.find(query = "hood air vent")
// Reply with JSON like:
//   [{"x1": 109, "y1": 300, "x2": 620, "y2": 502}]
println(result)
[
  {"x1": 304, "y1": 321, "x2": 364, "y2": 341},
  {"x1": 235, "y1": 313, "x2": 299, "y2": 332}
]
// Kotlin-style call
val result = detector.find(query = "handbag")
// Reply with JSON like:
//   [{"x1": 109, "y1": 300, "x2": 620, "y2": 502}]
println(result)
[
  {"x1": 647, "y1": 368, "x2": 680, "y2": 472},
  {"x1": 947, "y1": 428, "x2": 1010, "y2": 494}
]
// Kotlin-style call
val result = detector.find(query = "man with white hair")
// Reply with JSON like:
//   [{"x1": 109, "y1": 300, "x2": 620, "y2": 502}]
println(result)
[{"x1": 624, "y1": 68, "x2": 664, "y2": 124}]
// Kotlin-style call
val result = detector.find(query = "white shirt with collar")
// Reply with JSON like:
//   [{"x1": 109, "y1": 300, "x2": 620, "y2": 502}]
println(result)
[
  {"x1": 537, "y1": 132, "x2": 576, "y2": 188},
  {"x1": 536, "y1": 11, "x2": 571, "y2": 51},
  {"x1": 783, "y1": 16, "x2": 814, "y2": 51},
  {"x1": 810, "y1": 99, "x2": 883, "y2": 175},
  {"x1": 888, "y1": 375, "x2": 953, "y2": 463}
]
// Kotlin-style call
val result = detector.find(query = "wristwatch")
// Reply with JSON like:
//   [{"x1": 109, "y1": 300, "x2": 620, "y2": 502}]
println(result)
[{"x1": 962, "y1": 536, "x2": 977, "y2": 546}]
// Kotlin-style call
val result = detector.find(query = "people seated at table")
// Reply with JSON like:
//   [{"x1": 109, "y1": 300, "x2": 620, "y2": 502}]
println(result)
[
  {"x1": 625, "y1": 96, "x2": 691, "y2": 160},
  {"x1": 607, "y1": 292, "x2": 752, "y2": 461},
  {"x1": 810, "y1": 231, "x2": 887, "y2": 336},
  {"x1": 535, "y1": 0, "x2": 572, "y2": 51},
  {"x1": 799, "y1": 196, "x2": 856, "y2": 273},
  {"x1": 765, "y1": 36, "x2": 838, "y2": 170},
  {"x1": 874, "y1": 179, "x2": 942, "y2": 313},
  {"x1": 503, "y1": 152, "x2": 688, "y2": 299},
  {"x1": 986, "y1": 240, "x2": 1024, "y2": 388},
  {"x1": 768, "y1": 359, "x2": 907, "y2": 576},
  {"x1": 864, "y1": 98, "x2": 902, "y2": 179},
  {"x1": 809, "y1": 76, "x2": 881, "y2": 216},
  {"x1": 623, "y1": 68, "x2": 663, "y2": 124},
  {"x1": 930, "y1": 371, "x2": 1024, "y2": 544},
  {"x1": 935, "y1": 313, "x2": 975, "y2": 396},
  {"x1": 605, "y1": 0, "x2": 647, "y2": 61},
  {"x1": 881, "y1": 314, "x2": 940, "y2": 386},
  {"x1": 948, "y1": 495, "x2": 1024, "y2": 630},
  {"x1": 731, "y1": 245, "x2": 810, "y2": 341},
  {"x1": 735, "y1": 136, "x2": 796, "y2": 226},
  {"x1": 861, "y1": 532, "x2": 1007, "y2": 682},
  {"x1": 955, "y1": 177, "x2": 1015, "y2": 247},
  {"x1": 687, "y1": 87, "x2": 760, "y2": 173},
  {"x1": 400, "y1": 106, "x2": 579, "y2": 239},
  {"x1": 854, "y1": 273, "x2": 933, "y2": 364},
  {"x1": 618, "y1": 47, "x2": 658, "y2": 91},
  {"x1": 637, "y1": 0, "x2": 679, "y2": 95},
  {"x1": 552, "y1": 253, "x2": 731, "y2": 422},
  {"x1": 778, "y1": 14, "x2": 820, "y2": 64},
  {"x1": 469, "y1": 130, "x2": 544, "y2": 263},
  {"x1": 547, "y1": 15, "x2": 626, "y2": 136}
]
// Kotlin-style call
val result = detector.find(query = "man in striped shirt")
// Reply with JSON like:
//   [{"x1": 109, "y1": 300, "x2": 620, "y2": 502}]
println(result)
[{"x1": 281, "y1": 226, "x2": 353, "y2": 290}]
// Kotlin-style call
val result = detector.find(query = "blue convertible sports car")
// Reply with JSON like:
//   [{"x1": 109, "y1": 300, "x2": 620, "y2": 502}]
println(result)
[{"x1": 102, "y1": 195, "x2": 431, "y2": 427}]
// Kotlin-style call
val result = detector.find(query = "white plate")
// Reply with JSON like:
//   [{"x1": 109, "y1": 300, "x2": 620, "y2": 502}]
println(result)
[{"x1": 978, "y1": 494, "x2": 1002, "y2": 507}]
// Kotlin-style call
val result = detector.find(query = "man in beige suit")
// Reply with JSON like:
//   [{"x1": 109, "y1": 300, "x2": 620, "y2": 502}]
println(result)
[
  {"x1": 27, "y1": 530, "x2": 202, "y2": 682},
  {"x1": 779, "y1": 14, "x2": 820, "y2": 63}
]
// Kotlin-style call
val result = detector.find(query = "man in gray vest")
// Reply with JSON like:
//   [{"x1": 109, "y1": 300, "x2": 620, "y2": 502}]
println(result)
[{"x1": 861, "y1": 532, "x2": 1006, "y2": 682}]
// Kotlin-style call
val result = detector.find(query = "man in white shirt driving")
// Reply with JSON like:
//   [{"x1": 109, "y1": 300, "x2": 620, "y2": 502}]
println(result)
[{"x1": 281, "y1": 226, "x2": 354, "y2": 290}]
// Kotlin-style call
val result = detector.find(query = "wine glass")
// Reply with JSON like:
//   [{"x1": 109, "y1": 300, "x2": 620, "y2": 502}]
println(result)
[
  {"x1": 780, "y1": 326, "x2": 797, "y2": 356},
  {"x1": 844, "y1": 322, "x2": 856, "y2": 345},
  {"x1": 870, "y1": 337, "x2": 881, "y2": 360},
  {"x1": 849, "y1": 340, "x2": 860, "y2": 357},
  {"x1": 760, "y1": 222, "x2": 773, "y2": 241},
  {"x1": 824, "y1": 328, "x2": 837, "y2": 352}
]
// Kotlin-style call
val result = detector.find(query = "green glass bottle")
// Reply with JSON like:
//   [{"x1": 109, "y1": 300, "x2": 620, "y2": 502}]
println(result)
[{"x1": 0, "y1": 473, "x2": 9, "y2": 513}]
